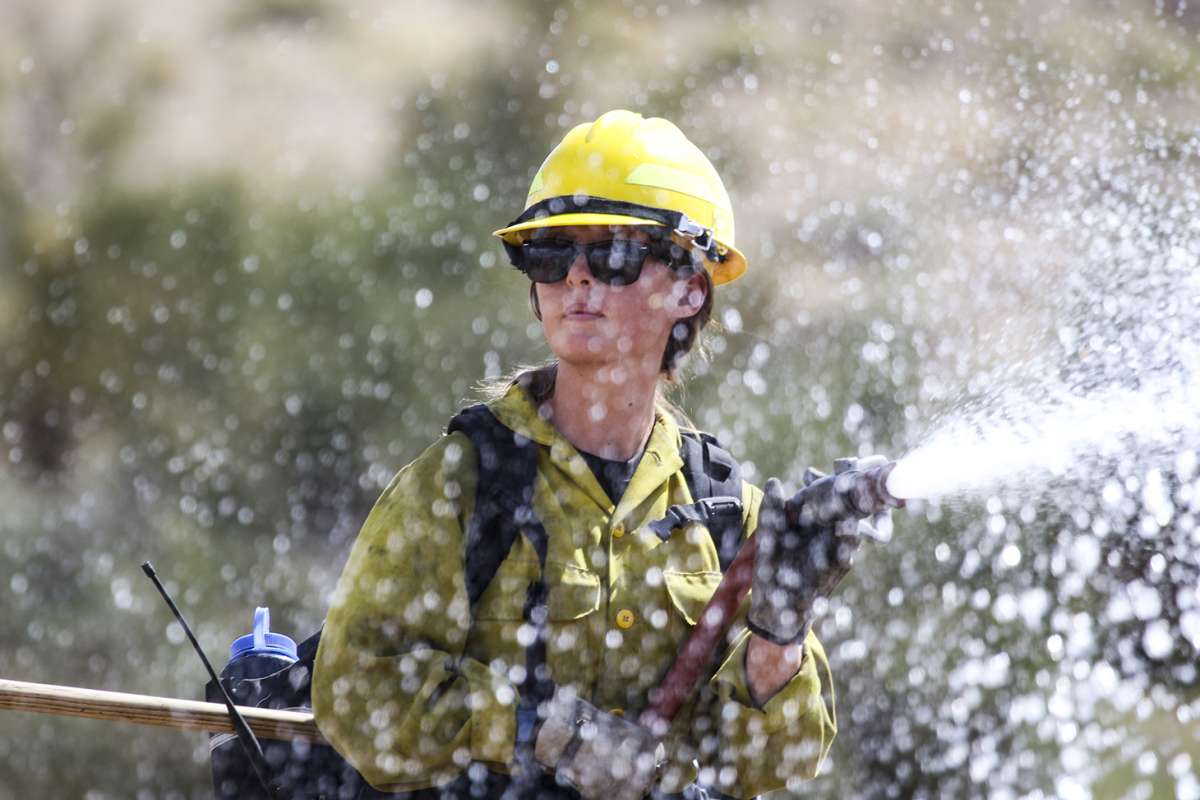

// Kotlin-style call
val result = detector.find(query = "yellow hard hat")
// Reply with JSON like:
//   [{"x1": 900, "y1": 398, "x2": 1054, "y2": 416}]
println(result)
[{"x1": 493, "y1": 109, "x2": 747, "y2": 285}]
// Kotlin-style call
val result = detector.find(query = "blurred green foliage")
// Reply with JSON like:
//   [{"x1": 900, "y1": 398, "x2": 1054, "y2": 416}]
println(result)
[{"x1": 2, "y1": 0, "x2": 1199, "y2": 797}]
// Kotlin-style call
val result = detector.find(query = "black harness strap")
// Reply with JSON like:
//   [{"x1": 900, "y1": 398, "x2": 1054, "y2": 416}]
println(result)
[
  {"x1": 448, "y1": 405, "x2": 551, "y2": 793},
  {"x1": 677, "y1": 431, "x2": 744, "y2": 572},
  {"x1": 448, "y1": 405, "x2": 547, "y2": 609}
]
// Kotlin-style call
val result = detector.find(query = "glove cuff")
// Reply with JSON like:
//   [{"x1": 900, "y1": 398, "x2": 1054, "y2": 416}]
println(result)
[
  {"x1": 532, "y1": 688, "x2": 664, "y2": 800},
  {"x1": 746, "y1": 613, "x2": 812, "y2": 646},
  {"x1": 533, "y1": 689, "x2": 582, "y2": 767}
]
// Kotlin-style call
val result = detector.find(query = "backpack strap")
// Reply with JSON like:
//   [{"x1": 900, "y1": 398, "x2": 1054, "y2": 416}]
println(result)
[
  {"x1": 446, "y1": 404, "x2": 551, "y2": 784},
  {"x1": 447, "y1": 405, "x2": 548, "y2": 610},
  {"x1": 674, "y1": 431, "x2": 745, "y2": 572}
]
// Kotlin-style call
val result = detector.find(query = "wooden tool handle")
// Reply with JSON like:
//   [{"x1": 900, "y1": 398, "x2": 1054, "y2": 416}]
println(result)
[{"x1": 0, "y1": 678, "x2": 324, "y2": 743}]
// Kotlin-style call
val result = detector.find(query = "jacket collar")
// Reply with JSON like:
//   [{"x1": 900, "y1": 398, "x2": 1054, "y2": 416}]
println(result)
[{"x1": 489, "y1": 382, "x2": 685, "y2": 516}]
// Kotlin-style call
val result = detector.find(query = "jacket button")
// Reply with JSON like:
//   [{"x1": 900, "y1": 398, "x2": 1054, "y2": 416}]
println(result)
[
  {"x1": 612, "y1": 523, "x2": 626, "y2": 539},
  {"x1": 616, "y1": 609, "x2": 635, "y2": 629}
]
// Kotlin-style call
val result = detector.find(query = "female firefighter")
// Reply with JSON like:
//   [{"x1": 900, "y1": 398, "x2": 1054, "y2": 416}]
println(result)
[{"x1": 313, "y1": 110, "x2": 859, "y2": 799}]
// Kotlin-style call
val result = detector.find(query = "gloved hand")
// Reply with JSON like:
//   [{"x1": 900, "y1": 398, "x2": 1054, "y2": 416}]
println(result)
[
  {"x1": 747, "y1": 471, "x2": 866, "y2": 645},
  {"x1": 533, "y1": 685, "x2": 663, "y2": 800}
]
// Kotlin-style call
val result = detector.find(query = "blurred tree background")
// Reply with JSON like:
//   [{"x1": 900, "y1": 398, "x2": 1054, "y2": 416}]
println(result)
[{"x1": 2, "y1": 0, "x2": 1200, "y2": 797}]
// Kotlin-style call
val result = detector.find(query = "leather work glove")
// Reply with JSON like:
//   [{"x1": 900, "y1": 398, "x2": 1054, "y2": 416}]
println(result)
[
  {"x1": 534, "y1": 685, "x2": 664, "y2": 800},
  {"x1": 747, "y1": 457, "x2": 890, "y2": 645}
]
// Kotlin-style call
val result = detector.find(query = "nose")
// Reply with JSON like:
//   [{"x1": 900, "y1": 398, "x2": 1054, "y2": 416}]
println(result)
[{"x1": 564, "y1": 249, "x2": 592, "y2": 286}]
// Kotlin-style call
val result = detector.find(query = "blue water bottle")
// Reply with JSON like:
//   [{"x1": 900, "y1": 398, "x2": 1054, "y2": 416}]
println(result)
[
  {"x1": 224, "y1": 607, "x2": 298, "y2": 681},
  {"x1": 209, "y1": 607, "x2": 298, "y2": 799}
]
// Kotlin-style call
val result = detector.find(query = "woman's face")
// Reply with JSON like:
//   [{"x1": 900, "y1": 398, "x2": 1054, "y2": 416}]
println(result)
[{"x1": 533, "y1": 225, "x2": 707, "y2": 377}]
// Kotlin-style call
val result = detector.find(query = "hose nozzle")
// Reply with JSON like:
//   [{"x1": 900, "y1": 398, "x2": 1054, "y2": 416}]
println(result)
[{"x1": 792, "y1": 457, "x2": 905, "y2": 530}]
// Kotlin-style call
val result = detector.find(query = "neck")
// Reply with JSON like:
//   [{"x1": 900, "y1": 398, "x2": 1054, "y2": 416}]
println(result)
[{"x1": 548, "y1": 359, "x2": 661, "y2": 460}]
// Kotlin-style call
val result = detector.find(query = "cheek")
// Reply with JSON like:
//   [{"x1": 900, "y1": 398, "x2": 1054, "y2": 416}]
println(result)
[
  {"x1": 632, "y1": 276, "x2": 681, "y2": 322},
  {"x1": 534, "y1": 284, "x2": 560, "y2": 316},
  {"x1": 609, "y1": 287, "x2": 657, "y2": 326},
  {"x1": 612, "y1": 302, "x2": 673, "y2": 346}
]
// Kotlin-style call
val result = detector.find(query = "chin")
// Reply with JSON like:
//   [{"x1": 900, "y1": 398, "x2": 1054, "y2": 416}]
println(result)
[{"x1": 550, "y1": 339, "x2": 619, "y2": 367}]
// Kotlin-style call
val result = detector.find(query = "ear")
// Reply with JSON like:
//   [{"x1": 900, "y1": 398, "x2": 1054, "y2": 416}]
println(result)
[{"x1": 667, "y1": 270, "x2": 708, "y2": 320}]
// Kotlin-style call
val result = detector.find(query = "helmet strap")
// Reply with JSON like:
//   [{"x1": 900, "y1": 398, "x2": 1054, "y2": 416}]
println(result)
[{"x1": 506, "y1": 195, "x2": 725, "y2": 263}]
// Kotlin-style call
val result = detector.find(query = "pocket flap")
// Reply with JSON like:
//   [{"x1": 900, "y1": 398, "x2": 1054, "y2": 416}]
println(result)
[
  {"x1": 663, "y1": 570, "x2": 723, "y2": 625},
  {"x1": 474, "y1": 562, "x2": 602, "y2": 622},
  {"x1": 548, "y1": 566, "x2": 602, "y2": 621}
]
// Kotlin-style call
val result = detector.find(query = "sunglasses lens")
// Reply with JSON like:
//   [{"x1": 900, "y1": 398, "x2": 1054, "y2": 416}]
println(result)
[
  {"x1": 587, "y1": 240, "x2": 648, "y2": 285},
  {"x1": 518, "y1": 238, "x2": 652, "y2": 285},
  {"x1": 520, "y1": 240, "x2": 574, "y2": 283}
]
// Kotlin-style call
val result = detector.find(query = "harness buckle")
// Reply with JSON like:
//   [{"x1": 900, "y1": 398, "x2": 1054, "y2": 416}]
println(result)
[{"x1": 698, "y1": 496, "x2": 742, "y2": 520}]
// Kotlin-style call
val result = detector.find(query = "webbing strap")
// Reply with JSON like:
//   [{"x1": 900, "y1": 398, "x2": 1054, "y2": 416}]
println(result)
[
  {"x1": 448, "y1": 406, "x2": 547, "y2": 609},
  {"x1": 450, "y1": 413, "x2": 746, "y2": 599},
  {"x1": 678, "y1": 432, "x2": 744, "y2": 571},
  {"x1": 447, "y1": 405, "x2": 551, "y2": 792}
]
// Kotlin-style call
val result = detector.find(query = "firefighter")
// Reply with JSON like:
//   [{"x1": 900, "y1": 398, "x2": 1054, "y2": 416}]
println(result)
[{"x1": 313, "y1": 110, "x2": 857, "y2": 799}]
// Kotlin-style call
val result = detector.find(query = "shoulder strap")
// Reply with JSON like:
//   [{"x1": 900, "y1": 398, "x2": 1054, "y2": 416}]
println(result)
[
  {"x1": 447, "y1": 404, "x2": 548, "y2": 610},
  {"x1": 447, "y1": 404, "x2": 552, "y2": 782},
  {"x1": 679, "y1": 430, "x2": 744, "y2": 572}
]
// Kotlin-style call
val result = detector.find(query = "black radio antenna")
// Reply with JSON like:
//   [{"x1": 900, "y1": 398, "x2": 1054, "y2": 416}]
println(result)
[{"x1": 141, "y1": 561, "x2": 282, "y2": 798}]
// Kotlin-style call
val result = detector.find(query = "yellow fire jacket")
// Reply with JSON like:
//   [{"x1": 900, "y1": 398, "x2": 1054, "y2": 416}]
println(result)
[{"x1": 312, "y1": 384, "x2": 837, "y2": 797}]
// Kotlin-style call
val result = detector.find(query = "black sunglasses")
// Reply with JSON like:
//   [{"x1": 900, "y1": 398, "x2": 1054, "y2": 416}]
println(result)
[{"x1": 512, "y1": 237, "x2": 697, "y2": 285}]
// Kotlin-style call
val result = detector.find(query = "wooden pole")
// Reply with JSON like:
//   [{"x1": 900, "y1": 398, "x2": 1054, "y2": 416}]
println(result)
[{"x1": 0, "y1": 678, "x2": 325, "y2": 743}]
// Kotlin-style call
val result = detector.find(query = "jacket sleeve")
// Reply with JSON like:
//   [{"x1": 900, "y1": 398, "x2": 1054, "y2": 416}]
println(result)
[
  {"x1": 312, "y1": 433, "x2": 517, "y2": 792},
  {"x1": 702, "y1": 481, "x2": 838, "y2": 798}
]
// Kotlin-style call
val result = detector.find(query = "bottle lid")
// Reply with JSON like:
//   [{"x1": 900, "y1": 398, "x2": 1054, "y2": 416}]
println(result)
[{"x1": 229, "y1": 607, "x2": 297, "y2": 661}]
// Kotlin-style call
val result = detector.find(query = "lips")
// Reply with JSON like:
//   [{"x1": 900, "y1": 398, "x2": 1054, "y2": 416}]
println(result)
[{"x1": 564, "y1": 304, "x2": 603, "y2": 320}]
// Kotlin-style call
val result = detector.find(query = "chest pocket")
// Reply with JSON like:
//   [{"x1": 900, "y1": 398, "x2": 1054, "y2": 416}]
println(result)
[
  {"x1": 663, "y1": 570, "x2": 724, "y2": 625},
  {"x1": 548, "y1": 564, "x2": 602, "y2": 620},
  {"x1": 543, "y1": 565, "x2": 602, "y2": 688},
  {"x1": 468, "y1": 557, "x2": 602, "y2": 686},
  {"x1": 473, "y1": 557, "x2": 601, "y2": 622}
]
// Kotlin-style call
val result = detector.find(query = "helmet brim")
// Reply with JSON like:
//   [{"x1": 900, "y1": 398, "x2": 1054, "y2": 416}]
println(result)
[
  {"x1": 493, "y1": 212, "x2": 747, "y2": 285},
  {"x1": 493, "y1": 212, "x2": 663, "y2": 241}
]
